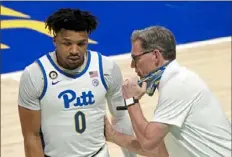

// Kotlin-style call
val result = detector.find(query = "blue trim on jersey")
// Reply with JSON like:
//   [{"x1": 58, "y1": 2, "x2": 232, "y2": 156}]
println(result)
[
  {"x1": 46, "y1": 50, "x2": 91, "y2": 79},
  {"x1": 37, "y1": 59, "x2": 47, "y2": 100},
  {"x1": 97, "y1": 52, "x2": 108, "y2": 90}
]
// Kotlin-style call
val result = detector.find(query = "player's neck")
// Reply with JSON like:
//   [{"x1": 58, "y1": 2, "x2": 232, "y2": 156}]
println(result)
[{"x1": 51, "y1": 51, "x2": 87, "y2": 75}]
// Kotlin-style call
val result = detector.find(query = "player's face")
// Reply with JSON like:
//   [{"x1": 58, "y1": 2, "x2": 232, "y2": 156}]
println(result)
[
  {"x1": 131, "y1": 40, "x2": 158, "y2": 78},
  {"x1": 54, "y1": 29, "x2": 88, "y2": 70}
]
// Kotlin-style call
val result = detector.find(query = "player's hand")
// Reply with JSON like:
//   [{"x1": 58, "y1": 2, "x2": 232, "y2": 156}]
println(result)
[
  {"x1": 104, "y1": 116, "x2": 116, "y2": 143},
  {"x1": 122, "y1": 76, "x2": 147, "y2": 100}
]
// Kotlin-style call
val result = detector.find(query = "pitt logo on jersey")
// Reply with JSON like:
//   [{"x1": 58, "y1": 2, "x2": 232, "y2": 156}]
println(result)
[{"x1": 58, "y1": 89, "x2": 95, "y2": 109}]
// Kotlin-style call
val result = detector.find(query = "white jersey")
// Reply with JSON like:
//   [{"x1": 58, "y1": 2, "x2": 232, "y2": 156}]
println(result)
[
  {"x1": 153, "y1": 60, "x2": 231, "y2": 157},
  {"x1": 37, "y1": 51, "x2": 108, "y2": 157}
]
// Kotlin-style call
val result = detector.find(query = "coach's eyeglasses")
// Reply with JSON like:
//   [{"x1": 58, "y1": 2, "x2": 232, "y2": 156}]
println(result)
[{"x1": 131, "y1": 49, "x2": 154, "y2": 64}]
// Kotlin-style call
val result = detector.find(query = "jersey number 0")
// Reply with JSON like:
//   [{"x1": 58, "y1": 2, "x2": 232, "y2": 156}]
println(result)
[{"x1": 74, "y1": 111, "x2": 86, "y2": 134}]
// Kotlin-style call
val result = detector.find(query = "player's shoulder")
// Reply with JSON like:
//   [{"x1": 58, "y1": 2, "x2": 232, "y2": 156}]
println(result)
[
  {"x1": 17, "y1": 62, "x2": 43, "y2": 95},
  {"x1": 24, "y1": 61, "x2": 41, "y2": 74},
  {"x1": 25, "y1": 51, "x2": 52, "y2": 74},
  {"x1": 19, "y1": 62, "x2": 42, "y2": 87},
  {"x1": 21, "y1": 52, "x2": 50, "y2": 82},
  {"x1": 25, "y1": 55, "x2": 46, "y2": 74},
  {"x1": 90, "y1": 50, "x2": 119, "y2": 74},
  {"x1": 102, "y1": 54, "x2": 115, "y2": 68}
]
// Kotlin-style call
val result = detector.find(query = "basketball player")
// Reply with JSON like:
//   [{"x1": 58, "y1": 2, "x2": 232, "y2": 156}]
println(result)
[{"x1": 18, "y1": 8, "x2": 136, "y2": 157}]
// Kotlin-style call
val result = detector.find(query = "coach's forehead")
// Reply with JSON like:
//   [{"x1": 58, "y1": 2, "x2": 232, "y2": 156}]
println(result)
[{"x1": 131, "y1": 40, "x2": 143, "y2": 55}]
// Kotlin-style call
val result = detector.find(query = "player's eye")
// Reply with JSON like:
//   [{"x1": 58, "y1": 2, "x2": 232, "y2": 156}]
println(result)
[
  {"x1": 77, "y1": 41, "x2": 87, "y2": 47},
  {"x1": 63, "y1": 42, "x2": 72, "y2": 46}
]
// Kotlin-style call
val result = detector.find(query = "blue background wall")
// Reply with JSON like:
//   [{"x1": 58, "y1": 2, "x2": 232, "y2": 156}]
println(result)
[{"x1": 1, "y1": 1, "x2": 231, "y2": 74}]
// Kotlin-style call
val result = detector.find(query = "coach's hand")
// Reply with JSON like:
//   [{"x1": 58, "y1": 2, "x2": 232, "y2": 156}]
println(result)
[
  {"x1": 122, "y1": 76, "x2": 147, "y2": 100},
  {"x1": 104, "y1": 116, "x2": 116, "y2": 143}
]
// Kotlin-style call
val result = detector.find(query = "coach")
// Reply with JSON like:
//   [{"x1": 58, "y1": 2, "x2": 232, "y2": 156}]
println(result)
[{"x1": 104, "y1": 26, "x2": 231, "y2": 157}]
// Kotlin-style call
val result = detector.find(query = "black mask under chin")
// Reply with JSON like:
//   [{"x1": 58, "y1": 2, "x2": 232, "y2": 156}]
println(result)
[{"x1": 138, "y1": 62, "x2": 170, "y2": 96}]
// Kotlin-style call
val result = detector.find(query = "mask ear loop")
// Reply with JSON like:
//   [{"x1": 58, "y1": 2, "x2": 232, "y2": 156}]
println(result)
[
  {"x1": 146, "y1": 75, "x2": 162, "y2": 96},
  {"x1": 137, "y1": 68, "x2": 164, "y2": 96},
  {"x1": 138, "y1": 61, "x2": 171, "y2": 95},
  {"x1": 137, "y1": 75, "x2": 156, "y2": 96}
]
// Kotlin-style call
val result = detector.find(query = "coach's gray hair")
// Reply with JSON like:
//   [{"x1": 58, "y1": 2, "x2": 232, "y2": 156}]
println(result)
[{"x1": 131, "y1": 26, "x2": 176, "y2": 60}]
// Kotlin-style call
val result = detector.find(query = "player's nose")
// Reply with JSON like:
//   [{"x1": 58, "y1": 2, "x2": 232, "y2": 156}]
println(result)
[{"x1": 70, "y1": 45, "x2": 80, "y2": 55}]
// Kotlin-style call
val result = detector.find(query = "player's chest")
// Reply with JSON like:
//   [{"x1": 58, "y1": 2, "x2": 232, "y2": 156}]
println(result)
[{"x1": 41, "y1": 76, "x2": 106, "y2": 111}]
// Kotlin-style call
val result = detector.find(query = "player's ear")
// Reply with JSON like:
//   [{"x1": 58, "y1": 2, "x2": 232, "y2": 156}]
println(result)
[{"x1": 53, "y1": 37, "x2": 57, "y2": 47}]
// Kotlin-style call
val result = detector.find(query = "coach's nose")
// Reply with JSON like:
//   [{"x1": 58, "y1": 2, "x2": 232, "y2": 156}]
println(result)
[{"x1": 131, "y1": 60, "x2": 136, "y2": 68}]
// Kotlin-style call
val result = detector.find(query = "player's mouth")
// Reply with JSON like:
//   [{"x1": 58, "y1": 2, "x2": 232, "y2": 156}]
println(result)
[
  {"x1": 67, "y1": 57, "x2": 80, "y2": 64},
  {"x1": 68, "y1": 56, "x2": 80, "y2": 60}
]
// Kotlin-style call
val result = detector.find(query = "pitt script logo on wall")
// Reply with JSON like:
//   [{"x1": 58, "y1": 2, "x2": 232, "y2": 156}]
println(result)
[{"x1": 0, "y1": 5, "x2": 98, "y2": 50}]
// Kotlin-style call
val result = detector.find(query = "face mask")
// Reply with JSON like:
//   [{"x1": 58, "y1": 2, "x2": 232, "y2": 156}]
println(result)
[{"x1": 138, "y1": 62, "x2": 170, "y2": 96}]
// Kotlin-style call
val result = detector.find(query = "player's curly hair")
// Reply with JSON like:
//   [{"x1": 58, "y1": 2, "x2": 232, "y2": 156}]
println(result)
[{"x1": 45, "y1": 8, "x2": 98, "y2": 36}]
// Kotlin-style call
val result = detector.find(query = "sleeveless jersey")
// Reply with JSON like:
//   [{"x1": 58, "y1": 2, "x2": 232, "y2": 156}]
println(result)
[{"x1": 37, "y1": 50, "x2": 108, "y2": 157}]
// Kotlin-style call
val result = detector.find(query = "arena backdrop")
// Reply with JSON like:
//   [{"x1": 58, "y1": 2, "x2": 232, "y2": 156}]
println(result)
[{"x1": 1, "y1": 1, "x2": 231, "y2": 74}]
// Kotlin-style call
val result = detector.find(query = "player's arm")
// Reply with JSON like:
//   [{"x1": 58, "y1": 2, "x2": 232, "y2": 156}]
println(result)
[
  {"x1": 18, "y1": 65, "x2": 44, "y2": 157},
  {"x1": 18, "y1": 107, "x2": 43, "y2": 157},
  {"x1": 103, "y1": 58, "x2": 136, "y2": 157}
]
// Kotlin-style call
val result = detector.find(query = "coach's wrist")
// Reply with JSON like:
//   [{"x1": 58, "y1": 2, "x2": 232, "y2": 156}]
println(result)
[
  {"x1": 124, "y1": 97, "x2": 139, "y2": 107},
  {"x1": 134, "y1": 95, "x2": 143, "y2": 100},
  {"x1": 133, "y1": 90, "x2": 146, "y2": 100}
]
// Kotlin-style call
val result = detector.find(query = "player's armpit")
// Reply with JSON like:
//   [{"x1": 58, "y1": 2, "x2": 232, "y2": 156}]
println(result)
[{"x1": 18, "y1": 106, "x2": 44, "y2": 157}]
